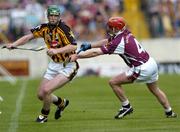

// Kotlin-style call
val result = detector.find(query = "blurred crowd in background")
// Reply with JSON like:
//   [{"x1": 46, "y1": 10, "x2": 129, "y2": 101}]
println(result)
[
  {"x1": 0, "y1": 0, "x2": 180, "y2": 43},
  {"x1": 142, "y1": 0, "x2": 180, "y2": 38}
]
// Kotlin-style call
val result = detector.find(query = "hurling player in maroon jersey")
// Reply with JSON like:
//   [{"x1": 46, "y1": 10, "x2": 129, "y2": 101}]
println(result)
[{"x1": 71, "y1": 17, "x2": 177, "y2": 119}]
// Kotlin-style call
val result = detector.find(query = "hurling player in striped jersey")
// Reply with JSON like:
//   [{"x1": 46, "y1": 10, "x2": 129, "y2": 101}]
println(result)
[
  {"x1": 70, "y1": 17, "x2": 177, "y2": 119},
  {"x1": 6, "y1": 5, "x2": 79, "y2": 123}
]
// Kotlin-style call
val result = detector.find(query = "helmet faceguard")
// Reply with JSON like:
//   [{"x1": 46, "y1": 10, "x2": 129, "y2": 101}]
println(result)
[{"x1": 107, "y1": 17, "x2": 126, "y2": 36}]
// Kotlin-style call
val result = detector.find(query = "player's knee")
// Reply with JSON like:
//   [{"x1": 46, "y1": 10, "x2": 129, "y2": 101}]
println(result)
[
  {"x1": 109, "y1": 79, "x2": 114, "y2": 87},
  {"x1": 42, "y1": 86, "x2": 51, "y2": 96},
  {"x1": 109, "y1": 79, "x2": 117, "y2": 86},
  {"x1": 37, "y1": 86, "x2": 51, "y2": 100},
  {"x1": 37, "y1": 92, "x2": 43, "y2": 100}
]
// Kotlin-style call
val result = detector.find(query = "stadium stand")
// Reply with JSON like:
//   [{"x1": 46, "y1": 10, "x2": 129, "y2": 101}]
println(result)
[
  {"x1": 121, "y1": 0, "x2": 150, "y2": 39},
  {"x1": 1, "y1": 0, "x2": 180, "y2": 43}
]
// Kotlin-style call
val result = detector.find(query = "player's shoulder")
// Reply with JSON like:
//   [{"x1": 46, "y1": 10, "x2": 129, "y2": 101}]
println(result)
[
  {"x1": 58, "y1": 20, "x2": 71, "y2": 31},
  {"x1": 31, "y1": 23, "x2": 48, "y2": 32},
  {"x1": 40, "y1": 23, "x2": 49, "y2": 28}
]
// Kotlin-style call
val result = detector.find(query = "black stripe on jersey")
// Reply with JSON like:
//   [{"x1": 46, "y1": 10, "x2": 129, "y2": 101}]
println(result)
[
  {"x1": 52, "y1": 55, "x2": 56, "y2": 61},
  {"x1": 52, "y1": 54, "x2": 65, "y2": 63},
  {"x1": 54, "y1": 56, "x2": 58, "y2": 62},
  {"x1": 57, "y1": 54, "x2": 64, "y2": 62},
  {"x1": 58, "y1": 21, "x2": 77, "y2": 45},
  {"x1": 42, "y1": 30, "x2": 45, "y2": 38},
  {"x1": 60, "y1": 54, "x2": 65, "y2": 61},
  {"x1": 58, "y1": 32, "x2": 65, "y2": 47},
  {"x1": 56, "y1": 29, "x2": 70, "y2": 46}
]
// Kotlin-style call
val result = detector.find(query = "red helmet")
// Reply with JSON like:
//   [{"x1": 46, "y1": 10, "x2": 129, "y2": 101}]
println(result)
[{"x1": 107, "y1": 17, "x2": 126, "y2": 31}]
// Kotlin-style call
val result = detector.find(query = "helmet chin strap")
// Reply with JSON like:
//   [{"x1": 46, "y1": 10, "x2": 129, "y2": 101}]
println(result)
[
  {"x1": 115, "y1": 30, "x2": 123, "y2": 35},
  {"x1": 109, "y1": 28, "x2": 119, "y2": 37},
  {"x1": 107, "y1": 27, "x2": 125, "y2": 37},
  {"x1": 113, "y1": 27, "x2": 126, "y2": 36},
  {"x1": 107, "y1": 28, "x2": 115, "y2": 37}
]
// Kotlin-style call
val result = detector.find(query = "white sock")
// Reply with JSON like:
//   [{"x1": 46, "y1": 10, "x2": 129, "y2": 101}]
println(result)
[
  {"x1": 51, "y1": 94, "x2": 58, "y2": 102},
  {"x1": 165, "y1": 107, "x2": 172, "y2": 113},
  {"x1": 122, "y1": 100, "x2": 130, "y2": 106}
]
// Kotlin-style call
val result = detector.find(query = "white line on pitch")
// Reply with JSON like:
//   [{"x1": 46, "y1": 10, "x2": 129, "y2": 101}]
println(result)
[
  {"x1": 8, "y1": 80, "x2": 27, "y2": 132},
  {"x1": 0, "y1": 96, "x2": 3, "y2": 114}
]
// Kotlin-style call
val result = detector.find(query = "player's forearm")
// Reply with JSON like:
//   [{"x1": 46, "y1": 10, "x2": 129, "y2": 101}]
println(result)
[
  {"x1": 12, "y1": 34, "x2": 34, "y2": 47},
  {"x1": 77, "y1": 48, "x2": 101, "y2": 58},
  {"x1": 77, "y1": 51, "x2": 97, "y2": 58},
  {"x1": 91, "y1": 39, "x2": 108, "y2": 48},
  {"x1": 56, "y1": 44, "x2": 77, "y2": 54}
]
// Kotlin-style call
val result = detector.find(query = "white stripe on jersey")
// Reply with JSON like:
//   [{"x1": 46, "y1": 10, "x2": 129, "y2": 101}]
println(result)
[{"x1": 113, "y1": 37, "x2": 125, "y2": 54}]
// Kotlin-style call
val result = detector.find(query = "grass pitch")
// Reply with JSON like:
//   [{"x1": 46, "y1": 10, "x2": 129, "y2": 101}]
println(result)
[{"x1": 0, "y1": 74, "x2": 180, "y2": 132}]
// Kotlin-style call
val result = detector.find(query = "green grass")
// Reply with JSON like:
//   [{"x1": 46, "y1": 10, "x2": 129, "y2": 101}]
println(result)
[{"x1": 0, "y1": 74, "x2": 180, "y2": 132}]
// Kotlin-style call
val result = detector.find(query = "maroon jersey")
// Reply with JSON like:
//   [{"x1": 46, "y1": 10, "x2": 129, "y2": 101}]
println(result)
[{"x1": 101, "y1": 29, "x2": 149, "y2": 67}]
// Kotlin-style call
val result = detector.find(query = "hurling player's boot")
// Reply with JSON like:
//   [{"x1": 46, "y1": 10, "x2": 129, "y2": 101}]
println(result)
[
  {"x1": 114, "y1": 106, "x2": 133, "y2": 119},
  {"x1": 165, "y1": 111, "x2": 177, "y2": 118},
  {"x1": 55, "y1": 99, "x2": 69, "y2": 120},
  {"x1": 36, "y1": 115, "x2": 48, "y2": 123}
]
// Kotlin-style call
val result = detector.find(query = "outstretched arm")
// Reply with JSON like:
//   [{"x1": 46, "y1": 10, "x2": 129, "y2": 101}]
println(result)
[
  {"x1": 70, "y1": 48, "x2": 103, "y2": 62},
  {"x1": 6, "y1": 33, "x2": 34, "y2": 49},
  {"x1": 70, "y1": 39, "x2": 108, "y2": 61},
  {"x1": 79, "y1": 39, "x2": 108, "y2": 53},
  {"x1": 90, "y1": 39, "x2": 108, "y2": 48},
  {"x1": 78, "y1": 48, "x2": 103, "y2": 58}
]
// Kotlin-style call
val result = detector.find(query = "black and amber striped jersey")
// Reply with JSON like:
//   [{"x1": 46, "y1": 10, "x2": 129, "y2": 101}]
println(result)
[{"x1": 31, "y1": 21, "x2": 77, "y2": 62}]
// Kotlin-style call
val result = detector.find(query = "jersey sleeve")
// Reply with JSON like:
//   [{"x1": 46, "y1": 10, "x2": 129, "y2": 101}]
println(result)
[
  {"x1": 30, "y1": 24, "x2": 44, "y2": 38},
  {"x1": 100, "y1": 35, "x2": 125, "y2": 55},
  {"x1": 100, "y1": 39, "x2": 114, "y2": 54},
  {"x1": 100, "y1": 44, "x2": 109, "y2": 54}
]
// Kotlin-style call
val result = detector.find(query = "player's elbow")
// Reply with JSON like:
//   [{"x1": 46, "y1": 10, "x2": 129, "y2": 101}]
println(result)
[
  {"x1": 91, "y1": 48, "x2": 102, "y2": 57},
  {"x1": 23, "y1": 34, "x2": 34, "y2": 42},
  {"x1": 91, "y1": 51, "x2": 100, "y2": 57}
]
